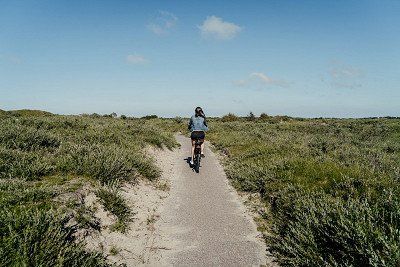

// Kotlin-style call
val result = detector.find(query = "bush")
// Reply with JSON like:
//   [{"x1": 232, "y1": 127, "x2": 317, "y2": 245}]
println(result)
[
  {"x1": 0, "y1": 111, "x2": 178, "y2": 265},
  {"x1": 246, "y1": 111, "x2": 256, "y2": 121},
  {"x1": 0, "y1": 180, "x2": 56, "y2": 209},
  {"x1": 96, "y1": 187, "x2": 133, "y2": 233},
  {"x1": 0, "y1": 148, "x2": 55, "y2": 180},
  {"x1": 58, "y1": 144, "x2": 136, "y2": 183},
  {"x1": 0, "y1": 208, "x2": 109, "y2": 267},
  {"x1": 7, "y1": 109, "x2": 53, "y2": 117},
  {"x1": 141, "y1": 114, "x2": 158, "y2": 120},
  {"x1": 0, "y1": 121, "x2": 60, "y2": 151},
  {"x1": 221, "y1": 113, "x2": 239, "y2": 122},
  {"x1": 259, "y1": 113, "x2": 270, "y2": 120},
  {"x1": 207, "y1": 118, "x2": 400, "y2": 265},
  {"x1": 173, "y1": 116, "x2": 183, "y2": 124},
  {"x1": 269, "y1": 189, "x2": 400, "y2": 266},
  {"x1": 89, "y1": 113, "x2": 102, "y2": 118}
]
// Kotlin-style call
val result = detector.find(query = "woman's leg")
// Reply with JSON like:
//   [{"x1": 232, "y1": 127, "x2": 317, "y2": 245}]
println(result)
[
  {"x1": 191, "y1": 139, "x2": 195, "y2": 163},
  {"x1": 200, "y1": 132, "x2": 206, "y2": 156}
]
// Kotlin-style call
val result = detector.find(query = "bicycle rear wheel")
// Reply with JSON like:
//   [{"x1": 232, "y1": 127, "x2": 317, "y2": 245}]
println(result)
[{"x1": 195, "y1": 153, "x2": 200, "y2": 173}]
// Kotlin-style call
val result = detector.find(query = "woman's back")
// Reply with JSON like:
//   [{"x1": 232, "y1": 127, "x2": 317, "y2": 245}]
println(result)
[{"x1": 189, "y1": 115, "x2": 208, "y2": 132}]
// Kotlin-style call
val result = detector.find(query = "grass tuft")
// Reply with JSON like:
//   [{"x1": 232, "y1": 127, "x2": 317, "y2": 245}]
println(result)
[
  {"x1": 95, "y1": 187, "x2": 133, "y2": 233},
  {"x1": 0, "y1": 207, "x2": 110, "y2": 266}
]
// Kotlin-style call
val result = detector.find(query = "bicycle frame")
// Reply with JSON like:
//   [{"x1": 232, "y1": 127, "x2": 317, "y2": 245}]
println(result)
[{"x1": 193, "y1": 138, "x2": 203, "y2": 173}]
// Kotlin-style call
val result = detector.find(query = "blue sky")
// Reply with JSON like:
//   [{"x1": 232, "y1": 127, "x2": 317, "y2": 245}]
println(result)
[{"x1": 1, "y1": 0, "x2": 399, "y2": 117}]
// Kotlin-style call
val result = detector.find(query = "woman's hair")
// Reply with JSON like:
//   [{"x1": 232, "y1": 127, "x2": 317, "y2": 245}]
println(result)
[{"x1": 195, "y1": 107, "x2": 205, "y2": 118}]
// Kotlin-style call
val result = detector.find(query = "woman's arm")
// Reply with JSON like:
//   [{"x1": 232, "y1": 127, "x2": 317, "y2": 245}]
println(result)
[
  {"x1": 188, "y1": 117, "x2": 193, "y2": 131},
  {"x1": 203, "y1": 118, "x2": 209, "y2": 131}
]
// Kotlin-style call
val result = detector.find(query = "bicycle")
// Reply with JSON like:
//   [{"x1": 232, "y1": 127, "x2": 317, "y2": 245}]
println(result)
[{"x1": 193, "y1": 138, "x2": 204, "y2": 173}]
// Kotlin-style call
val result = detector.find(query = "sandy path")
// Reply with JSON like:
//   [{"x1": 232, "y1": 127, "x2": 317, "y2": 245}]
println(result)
[{"x1": 152, "y1": 134, "x2": 269, "y2": 266}]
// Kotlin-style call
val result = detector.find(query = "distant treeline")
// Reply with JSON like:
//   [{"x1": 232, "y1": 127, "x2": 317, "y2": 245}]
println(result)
[{"x1": 2, "y1": 109, "x2": 399, "y2": 121}]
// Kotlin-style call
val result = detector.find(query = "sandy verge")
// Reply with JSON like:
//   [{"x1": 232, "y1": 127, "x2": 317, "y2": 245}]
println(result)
[{"x1": 83, "y1": 145, "x2": 176, "y2": 266}]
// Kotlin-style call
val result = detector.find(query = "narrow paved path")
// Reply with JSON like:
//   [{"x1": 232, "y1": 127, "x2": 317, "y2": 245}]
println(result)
[{"x1": 154, "y1": 135, "x2": 268, "y2": 266}]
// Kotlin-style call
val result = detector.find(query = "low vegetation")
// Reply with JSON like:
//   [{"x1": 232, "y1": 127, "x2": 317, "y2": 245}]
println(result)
[
  {"x1": 3, "y1": 108, "x2": 400, "y2": 266},
  {"x1": 96, "y1": 186, "x2": 133, "y2": 233},
  {"x1": 0, "y1": 110, "x2": 177, "y2": 266},
  {"x1": 206, "y1": 114, "x2": 400, "y2": 266}
]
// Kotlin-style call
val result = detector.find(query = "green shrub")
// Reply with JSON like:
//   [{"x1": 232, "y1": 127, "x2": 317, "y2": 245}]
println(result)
[
  {"x1": 58, "y1": 143, "x2": 159, "y2": 183},
  {"x1": 7, "y1": 109, "x2": 53, "y2": 117},
  {"x1": 246, "y1": 111, "x2": 256, "y2": 121},
  {"x1": 221, "y1": 113, "x2": 239, "y2": 122},
  {"x1": 141, "y1": 114, "x2": 158, "y2": 120},
  {"x1": 58, "y1": 144, "x2": 136, "y2": 183},
  {"x1": 0, "y1": 148, "x2": 55, "y2": 180},
  {"x1": 0, "y1": 111, "x2": 177, "y2": 264},
  {"x1": 259, "y1": 113, "x2": 270, "y2": 120},
  {"x1": 96, "y1": 187, "x2": 133, "y2": 233},
  {"x1": 269, "y1": 189, "x2": 400, "y2": 266},
  {"x1": 0, "y1": 120, "x2": 60, "y2": 151},
  {"x1": 0, "y1": 180, "x2": 55, "y2": 209},
  {"x1": 174, "y1": 116, "x2": 183, "y2": 123},
  {"x1": 0, "y1": 208, "x2": 110, "y2": 267},
  {"x1": 207, "y1": 118, "x2": 400, "y2": 265}
]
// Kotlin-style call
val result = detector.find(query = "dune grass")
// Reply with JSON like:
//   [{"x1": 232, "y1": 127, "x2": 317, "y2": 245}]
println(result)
[
  {"x1": 95, "y1": 186, "x2": 133, "y2": 233},
  {"x1": 3, "y1": 109, "x2": 400, "y2": 266},
  {"x1": 205, "y1": 116, "x2": 400, "y2": 266},
  {"x1": 0, "y1": 110, "x2": 177, "y2": 266}
]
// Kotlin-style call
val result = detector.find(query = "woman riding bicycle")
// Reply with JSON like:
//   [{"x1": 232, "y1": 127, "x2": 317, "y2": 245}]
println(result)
[{"x1": 188, "y1": 107, "x2": 208, "y2": 165}]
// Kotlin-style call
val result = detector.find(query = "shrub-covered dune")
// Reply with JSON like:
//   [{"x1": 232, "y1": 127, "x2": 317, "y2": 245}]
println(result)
[
  {"x1": 3, "y1": 109, "x2": 400, "y2": 266},
  {"x1": 0, "y1": 110, "x2": 177, "y2": 266},
  {"x1": 206, "y1": 115, "x2": 400, "y2": 266}
]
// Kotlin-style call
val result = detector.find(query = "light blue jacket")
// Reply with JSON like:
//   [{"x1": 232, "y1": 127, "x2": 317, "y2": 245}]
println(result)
[{"x1": 188, "y1": 115, "x2": 208, "y2": 132}]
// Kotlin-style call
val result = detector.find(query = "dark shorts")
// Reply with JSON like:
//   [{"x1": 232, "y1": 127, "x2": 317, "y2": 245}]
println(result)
[{"x1": 191, "y1": 131, "x2": 205, "y2": 140}]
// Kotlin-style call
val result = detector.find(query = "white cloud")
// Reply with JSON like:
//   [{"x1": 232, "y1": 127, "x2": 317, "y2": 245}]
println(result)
[
  {"x1": 235, "y1": 72, "x2": 288, "y2": 88},
  {"x1": 327, "y1": 61, "x2": 363, "y2": 89},
  {"x1": 198, "y1": 16, "x2": 242, "y2": 40},
  {"x1": 250, "y1": 72, "x2": 274, "y2": 84},
  {"x1": 147, "y1": 10, "x2": 178, "y2": 36},
  {"x1": 330, "y1": 66, "x2": 361, "y2": 79},
  {"x1": 126, "y1": 54, "x2": 148, "y2": 64}
]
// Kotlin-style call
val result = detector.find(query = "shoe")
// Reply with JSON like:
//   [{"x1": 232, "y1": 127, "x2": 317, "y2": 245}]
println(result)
[
  {"x1": 201, "y1": 153, "x2": 205, "y2": 158},
  {"x1": 190, "y1": 160, "x2": 194, "y2": 165}
]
